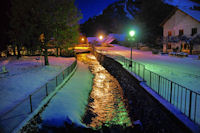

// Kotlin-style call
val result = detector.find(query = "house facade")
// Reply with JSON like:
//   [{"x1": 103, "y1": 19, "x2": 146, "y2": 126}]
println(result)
[{"x1": 162, "y1": 8, "x2": 200, "y2": 54}]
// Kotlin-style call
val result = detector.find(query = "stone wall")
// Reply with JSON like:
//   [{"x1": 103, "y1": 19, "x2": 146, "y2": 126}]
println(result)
[{"x1": 94, "y1": 51, "x2": 191, "y2": 133}]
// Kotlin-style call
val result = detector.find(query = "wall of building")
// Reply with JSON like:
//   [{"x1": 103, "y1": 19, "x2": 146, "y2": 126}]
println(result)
[{"x1": 163, "y1": 10, "x2": 200, "y2": 37}]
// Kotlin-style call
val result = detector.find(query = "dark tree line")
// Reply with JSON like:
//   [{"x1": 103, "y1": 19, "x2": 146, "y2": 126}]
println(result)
[
  {"x1": 1, "y1": 0, "x2": 81, "y2": 65},
  {"x1": 132, "y1": 0, "x2": 174, "y2": 47},
  {"x1": 0, "y1": 0, "x2": 11, "y2": 53}
]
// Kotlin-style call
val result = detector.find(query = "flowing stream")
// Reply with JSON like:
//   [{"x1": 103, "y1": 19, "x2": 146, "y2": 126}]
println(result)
[
  {"x1": 77, "y1": 53, "x2": 132, "y2": 129},
  {"x1": 21, "y1": 53, "x2": 132, "y2": 132}
]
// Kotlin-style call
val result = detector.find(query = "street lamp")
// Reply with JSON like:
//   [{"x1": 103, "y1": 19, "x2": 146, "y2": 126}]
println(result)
[
  {"x1": 128, "y1": 30, "x2": 136, "y2": 68},
  {"x1": 129, "y1": 30, "x2": 135, "y2": 37},
  {"x1": 99, "y1": 35, "x2": 104, "y2": 40},
  {"x1": 81, "y1": 38, "x2": 85, "y2": 41}
]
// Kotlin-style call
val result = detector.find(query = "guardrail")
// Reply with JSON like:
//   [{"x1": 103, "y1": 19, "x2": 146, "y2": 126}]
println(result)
[
  {"x1": 0, "y1": 60, "x2": 77, "y2": 133},
  {"x1": 112, "y1": 54, "x2": 200, "y2": 126}
]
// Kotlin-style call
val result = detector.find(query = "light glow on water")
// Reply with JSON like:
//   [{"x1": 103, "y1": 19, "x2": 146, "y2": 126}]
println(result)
[{"x1": 79, "y1": 54, "x2": 132, "y2": 129}]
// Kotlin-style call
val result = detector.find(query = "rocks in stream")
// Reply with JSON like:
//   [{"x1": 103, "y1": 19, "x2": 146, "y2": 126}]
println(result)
[
  {"x1": 94, "y1": 52, "x2": 190, "y2": 133},
  {"x1": 22, "y1": 115, "x2": 143, "y2": 133}
]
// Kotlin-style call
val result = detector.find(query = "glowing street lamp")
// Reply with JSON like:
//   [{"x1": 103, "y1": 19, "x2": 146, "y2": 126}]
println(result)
[
  {"x1": 129, "y1": 30, "x2": 135, "y2": 37},
  {"x1": 99, "y1": 35, "x2": 104, "y2": 40},
  {"x1": 128, "y1": 30, "x2": 136, "y2": 68},
  {"x1": 81, "y1": 38, "x2": 85, "y2": 42}
]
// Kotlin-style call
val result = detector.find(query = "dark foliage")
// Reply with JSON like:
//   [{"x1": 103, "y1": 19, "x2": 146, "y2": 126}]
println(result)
[
  {"x1": 0, "y1": 0, "x2": 11, "y2": 52},
  {"x1": 132, "y1": 0, "x2": 174, "y2": 46},
  {"x1": 8, "y1": 0, "x2": 80, "y2": 61}
]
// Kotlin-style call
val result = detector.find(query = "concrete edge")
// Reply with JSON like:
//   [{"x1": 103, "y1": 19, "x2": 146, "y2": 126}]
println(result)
[
  {"x1": 95, "y1": 51, "x2": 200, "y2": 132},
  {"x1": 140, "y1": 82, "x2": 200, "y2": 133},
  {"x1": 124, "y1": 67, "x2": 200, "y2": 133},
  {"x1": 12, "y1": 64, "x2": 78, "y2": 133}
]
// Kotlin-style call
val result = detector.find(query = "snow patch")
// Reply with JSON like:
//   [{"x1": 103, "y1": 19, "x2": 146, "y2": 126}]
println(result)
[{"x1": 41, "y1": 61, "x2": 93, "y2": 127}]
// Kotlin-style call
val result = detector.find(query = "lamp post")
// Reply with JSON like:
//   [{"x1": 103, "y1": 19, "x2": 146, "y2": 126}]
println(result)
[{"x1": 128, "y1": 30, "x2": 135, "y2": 68}]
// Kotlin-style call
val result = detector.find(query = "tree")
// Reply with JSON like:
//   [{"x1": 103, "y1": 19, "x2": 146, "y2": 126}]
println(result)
[
  {"x1": 52, "y1": 0, "x2": 81, "y2": 56},
  {"x1": 9, "y1": 0, "x2": 80, "y2": 64},
  {"x1": 133, "y1": 0, "x2": 174, "y2": 46},
  {"x1": 0, "y1": 0, "x2": 11, "y2": 54}
]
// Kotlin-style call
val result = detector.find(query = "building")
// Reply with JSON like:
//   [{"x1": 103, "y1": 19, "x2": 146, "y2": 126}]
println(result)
[{"x1": 161, "y1": 7, "x2": 200, "y2": 54}]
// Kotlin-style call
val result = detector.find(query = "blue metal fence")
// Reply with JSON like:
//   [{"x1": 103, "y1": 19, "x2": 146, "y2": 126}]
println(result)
[
  {"x1": 0, "y1": 60, "x2": 77, "y2": 133},
  {"x1": 113, "y1": 55, "x2": 200, "y2": 126}
]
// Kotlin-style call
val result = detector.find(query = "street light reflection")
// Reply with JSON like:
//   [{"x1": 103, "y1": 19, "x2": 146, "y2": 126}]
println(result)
[{"x1": 78, "y1": 53, "x2": 132, "y2": 129}]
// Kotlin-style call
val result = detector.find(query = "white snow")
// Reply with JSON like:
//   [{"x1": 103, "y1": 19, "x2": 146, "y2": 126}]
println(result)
[
  {"x1": 96, "y1": 44, "x2": 200, "y2": 125},
  {"x1": 41, "y1": 61, "x2": 93, "y2": 127},
  {"x1": 164, "y1": 0, "x2": 200, "y2": 21},
  {"x1": 164, "y1": 0, "x2": 199, "y2": 8},
  {"x1": 109, "y1": 33, "x2": 126, "y2": 42},
  {"x1": 0, "y1": 56, "x2": 75, "y2": 115},
  {"x1": 96, "y1": 44, "x2": 200, "y2": 93}
]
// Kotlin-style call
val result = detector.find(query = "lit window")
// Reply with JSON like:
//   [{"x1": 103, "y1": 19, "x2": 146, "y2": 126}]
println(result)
[{"x1": 168, "y1": 31, "x2": 172, "y2": 36}]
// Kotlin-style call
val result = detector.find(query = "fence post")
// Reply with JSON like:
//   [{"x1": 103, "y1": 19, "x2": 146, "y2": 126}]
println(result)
[
  {"x1": 170, "y1": 82, "x2": 173, "y2": 103},
  {"x1": 134, "y1": 62, "x2": 136, "y2": 73},
  {"x1": 46, "y1": 83, "x2": 48, "y2": 96},
  {"x1": 158, "y1": 75, "x2": 160, "y2": 94},
  {"x1": 63, "y1": 71, "x2": 64, "y2": 80},
  {"x1": 143, "y1": 66, "x2": 145, "y2": 81},
  {"x1": 29, "y1": 95, "x2": 33, "y2": 113},
  {"x1": 184, "y1": 89, "x2": 188, "y2": 114},
  {"x1": 193, "y1": 94, "x2": 197, "y2": 122},
  {"x1": 188, "y1": 91, "x2": 192, "y2": 118},
  {"x1": 131, "y1": 61, "x2": 132, "y2": 72}
]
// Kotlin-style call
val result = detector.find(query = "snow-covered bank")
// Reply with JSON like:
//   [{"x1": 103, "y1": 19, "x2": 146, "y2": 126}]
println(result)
[
  {"x1": 41, "y1": 61, "x2": 93, "y2": 127},
  {"x1": 0, "y1": 56, "x2": 75, "y2": 114},
  {"x1": 96, "y1": 45, "x2": 200, "y2": 93}
]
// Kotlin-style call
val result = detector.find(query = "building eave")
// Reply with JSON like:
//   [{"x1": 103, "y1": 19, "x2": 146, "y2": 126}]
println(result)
[{"x1": 160, "y1": 7, "x2": 200, "y2": 27}]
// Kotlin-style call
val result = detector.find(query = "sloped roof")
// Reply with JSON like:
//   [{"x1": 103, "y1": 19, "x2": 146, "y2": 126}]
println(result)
[
  {"x1": 161, "y1": 7, "x2": 200, "y2": 26},
  {"x1": 179, "y1": 6, "x2": 200, "y2": 22}
]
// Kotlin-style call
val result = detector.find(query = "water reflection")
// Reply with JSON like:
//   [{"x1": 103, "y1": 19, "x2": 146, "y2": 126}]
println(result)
[{"x1": 77, "y1": 53, "x2": 132, "y2": 129}]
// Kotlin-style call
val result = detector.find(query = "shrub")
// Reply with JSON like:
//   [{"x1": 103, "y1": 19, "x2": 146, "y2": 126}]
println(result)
[{"x1": 152, "y1": 49, "x2": 159, "y2": 54}]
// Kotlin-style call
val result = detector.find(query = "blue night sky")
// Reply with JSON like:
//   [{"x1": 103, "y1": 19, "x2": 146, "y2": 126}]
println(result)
[{"x1": 75, "y1": 0, "x2": 119, "y2": 24}]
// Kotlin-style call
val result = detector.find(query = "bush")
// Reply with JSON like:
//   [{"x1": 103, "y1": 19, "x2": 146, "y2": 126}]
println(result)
[
  {"x1": 61, "y1": 50, "x2": 75, "y2": 57},
  {"x1": 152, "y1": 49, "x2": 159, "y2": 54}
]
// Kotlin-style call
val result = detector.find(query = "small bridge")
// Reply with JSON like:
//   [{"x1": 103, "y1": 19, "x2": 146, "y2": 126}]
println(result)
[{"x1": 74, "y1": 44, "x2": 91, "y2": 54}]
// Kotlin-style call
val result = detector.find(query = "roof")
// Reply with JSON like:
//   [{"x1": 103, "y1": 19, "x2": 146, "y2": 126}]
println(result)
[
  {"x1": 160, "y1": 7, "x2": 200, "y2": 26},
  {"x1": 179, "y1": 6, "x2": 200, "y2": 22}
]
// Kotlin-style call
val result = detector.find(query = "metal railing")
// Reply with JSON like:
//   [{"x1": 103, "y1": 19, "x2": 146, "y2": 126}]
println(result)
[
  {"x1": 0, "y1": 60, "x2": 77, "y2": 133},
  {"x1": 112, "y1": 54, "x2": 200, "y2": 126}
]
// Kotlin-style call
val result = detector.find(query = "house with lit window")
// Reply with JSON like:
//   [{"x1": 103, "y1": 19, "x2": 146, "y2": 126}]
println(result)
[{"x1": 161, "y1": 7, "x2": 200, "y2": 54}]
